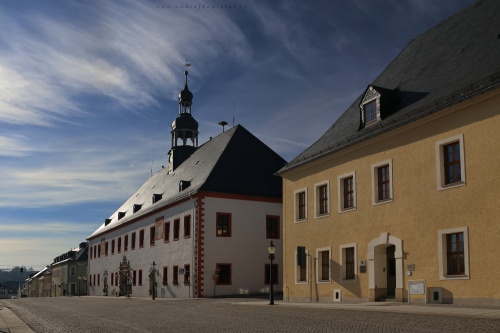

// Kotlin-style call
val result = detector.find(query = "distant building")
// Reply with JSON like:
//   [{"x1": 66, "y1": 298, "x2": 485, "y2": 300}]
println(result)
[
  {"x1": 87, "y1": 71, "x2": 286, "y2": 298},
  {"x1": 26, "y1": 242, "x2": 88, "y2": 297},
  {"x1": 278, "y1": 0, "x2": 500, "y2": 305}
]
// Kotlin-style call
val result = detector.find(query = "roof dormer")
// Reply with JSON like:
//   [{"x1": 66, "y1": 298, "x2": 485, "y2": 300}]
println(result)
[{"x1": 359, "y1": 85, "x2": 400, "y2": 129}]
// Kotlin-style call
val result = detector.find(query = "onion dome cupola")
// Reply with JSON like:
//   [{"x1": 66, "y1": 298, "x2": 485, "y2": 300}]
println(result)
[{"x1": 168, "y1": 70, "x2": 199, "y2": 173}]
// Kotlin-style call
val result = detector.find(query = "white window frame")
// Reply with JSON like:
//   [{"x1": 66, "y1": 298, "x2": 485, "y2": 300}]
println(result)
[
  {"x1": 314, "y1": 180, "x2": 330, "y2": 218},
  {"x1": 338, "y1": 171, "x2": 356, "y2": 213},
  {"x1": 316, "y1": 246, "x2": 332, "y2": 283},
  {"x1": 371, "y1": 159, "x2": 393, "y2": 205},
  {"x1": 339, "y1": 243, "x2": 357, "y2": 283},
  {"x1": 294, "y1": 187, "x2": 308, "y2": 223},
  {"x1": 435, "y1": 134, "x2": 466, "y2": 191},
  {"x1": 295, "y1": 249, "x2": 309, "y2": 284},
  {"x1": 70, "y1": 266, "x2": 76, "y2": 276},
  {"x1": 438, "y1": 226, "x2": 469, "y2": 280}
]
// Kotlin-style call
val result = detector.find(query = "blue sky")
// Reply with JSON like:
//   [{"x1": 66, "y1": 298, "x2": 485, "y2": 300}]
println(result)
[{"x1": 0, "y1": 0, "x2": 474, "y2": 271}]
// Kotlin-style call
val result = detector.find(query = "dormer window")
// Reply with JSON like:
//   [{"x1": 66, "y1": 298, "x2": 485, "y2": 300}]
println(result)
[
  {"x1": 359, "y1": 85, "x2": 400, "y2": 129},
  {"x1": 152, "y1": 193, "x2": 162, "y2": 204},
  {"x1": 133, "y1": 204, "x2": 142, "y2": 213},
  {"x1": 118, "y1": 212, "x2": 126, "y2": 220},
  {"x1": 364, "y1": 100, "x2": 378, "y2": 124}
]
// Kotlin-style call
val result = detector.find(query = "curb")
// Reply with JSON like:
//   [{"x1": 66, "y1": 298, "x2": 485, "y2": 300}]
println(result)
[{"x1": 0, "y1": 305, "x2": 34, "y2": 333}]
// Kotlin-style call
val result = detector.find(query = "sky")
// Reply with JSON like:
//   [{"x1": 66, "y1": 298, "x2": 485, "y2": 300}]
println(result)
[{"x1": 0, "y1": 0, "x2": 475, "y2": 271}]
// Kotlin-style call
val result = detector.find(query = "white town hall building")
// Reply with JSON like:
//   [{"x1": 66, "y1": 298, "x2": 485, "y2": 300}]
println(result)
[{"x1": 87, "y1": 71, "x2": 286, "y2": 298}]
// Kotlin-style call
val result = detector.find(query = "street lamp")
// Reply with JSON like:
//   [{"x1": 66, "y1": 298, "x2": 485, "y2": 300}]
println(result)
[
  {"x1": 150, "y1": 261, "x2": 158, "y2": 300},
  {"x1": 267, "y1": 241, "x2": 276, "y2": 305}
]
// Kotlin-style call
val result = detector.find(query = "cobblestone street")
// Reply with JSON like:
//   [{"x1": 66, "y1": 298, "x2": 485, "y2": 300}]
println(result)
[{"x1": 2, "y1": 297, "x2": 500, "y2": 333}]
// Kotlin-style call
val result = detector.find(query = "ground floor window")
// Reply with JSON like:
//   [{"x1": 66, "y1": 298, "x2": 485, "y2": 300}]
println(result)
[{"x1": 438, "y1": 227, "x2": 469, "y2": 280}]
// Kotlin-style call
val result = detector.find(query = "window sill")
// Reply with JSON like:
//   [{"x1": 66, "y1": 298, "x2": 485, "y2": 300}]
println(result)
[
  {"x1": 295, "y1": 281, "x2": 308, "y2": 285},
  {"x1": 294, "y1": 219, "x2": 307, "y2": 224},
  {"x1": 317, "y1": 280, "x2": 331, "y2": 284},
  {"x1": 440, "y1": 274, "x2": 469, "y2": 280},
  {"x1": 315, "y1": 213, "x2": 330, "y2": 219},
  {"x1": 339, "y1": 207, "x2": 356, "y2": 214},
  {"x1": 373, "y1": 198, "x2": 393, "y2": 206},
  {"x1": 438, "y1": 181, "x2": 466, "y2": 191}
]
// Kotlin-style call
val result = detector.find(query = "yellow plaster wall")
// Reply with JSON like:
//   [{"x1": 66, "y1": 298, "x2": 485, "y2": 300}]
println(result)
[{"x1": 282, "y1": 90, "x2": 500, "y2": 303}]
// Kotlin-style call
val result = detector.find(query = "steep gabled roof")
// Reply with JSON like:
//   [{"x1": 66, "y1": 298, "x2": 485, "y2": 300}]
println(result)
[
  {"x1": 279, "y1": 0, "x2": 500, "y2": 174},
  {"x1": 88, "y1": 125, "x2": 286, "y2": 239}
]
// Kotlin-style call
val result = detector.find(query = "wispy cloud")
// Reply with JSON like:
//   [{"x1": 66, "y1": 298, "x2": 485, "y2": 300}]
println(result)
[{"x1": 0, "y1": 2, "x2": 251, "y2": 127}]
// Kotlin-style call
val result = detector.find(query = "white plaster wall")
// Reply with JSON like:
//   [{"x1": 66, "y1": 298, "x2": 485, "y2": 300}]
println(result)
[
  {"x1": 202, "y1": 197, "x2": 283, "y2": 297},
  {"x1": 88, "y1": 198, "x2": 196, "y2": 298}
]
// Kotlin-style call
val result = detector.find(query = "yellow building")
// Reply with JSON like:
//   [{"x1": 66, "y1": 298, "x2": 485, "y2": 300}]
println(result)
[{"x1": 278, "y1": 0, "x2": 500, "y2": 305}]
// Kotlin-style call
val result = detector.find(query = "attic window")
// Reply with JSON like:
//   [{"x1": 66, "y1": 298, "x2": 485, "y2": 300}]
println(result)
[
  {"x1": 133, "y1": 204, "x2": 142, "y2": 213},
  {"x1": 105, "y1": 218, "x2": 112, "y2": 226},
  {"x1": 118, "y1": 212, "x2": 126, "y2": 220},
  {"x1": 179, "y1": 180, "x2": 191, "y2": 192},
  {"x1": 364, "y1": 100, "x2": 378, "y2": 123},
  {"x1": 153, "y1": 194, "x2": 162, "y2": 204},
  {"x1": 359, "y1": 86, "x2": 381, "y2": 128}
]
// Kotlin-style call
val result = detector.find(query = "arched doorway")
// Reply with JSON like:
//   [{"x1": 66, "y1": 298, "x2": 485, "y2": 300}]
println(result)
[{"x1": 367, "y1": 232, "x2": 403, "y2": 302}]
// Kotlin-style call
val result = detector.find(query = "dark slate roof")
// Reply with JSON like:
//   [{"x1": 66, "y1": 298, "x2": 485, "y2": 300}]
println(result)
[
  {"x1": 88, "y1": 125, "x2": 286, "y2": 239},
  {"x1": 279, "y1": 0, "x2": 500, "y2": 174}
]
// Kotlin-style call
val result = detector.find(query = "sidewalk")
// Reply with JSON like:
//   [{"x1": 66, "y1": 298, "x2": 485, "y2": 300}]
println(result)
[
  {"x1": 237, "y1": 300, "x2": 500, "y2": 319},
  {"x1": 0, "y1": 303, "x2": 34, "y2": 333}
]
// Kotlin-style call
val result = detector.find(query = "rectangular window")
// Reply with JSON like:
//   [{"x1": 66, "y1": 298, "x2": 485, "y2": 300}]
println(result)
[
  {"x1": 124, "y1": 234, "x2": 128, "y2": 252},
  {"x1": 139, "y1": 229, "x2": 144, "y2": 248},
  {"x1": 377, "y1": 165, "x2": 390, "y2": 200},
  {"x1": 163, "y1": 267, "x2": 168, "y2": 285},
  {"x1": 364, "y1": 100, "x2": 377, "y2": 123},
  {"x1": 174, "y1": 219, "x2": 180, "y2": 240},
  {"x1": 436, "y1": 134, "x2": 465, "y2": 190},
  {"x1": 265, "y1": 264, "x2": 278, "y2": 285},
  {"x1": 316, "y1": 247, "x2": 331, "y2": 282},
  {"x1": 90, "y1": 246, "x2": 93, "y2": 259},
  {"x1": 216, "y1": 264, "x2": 231, "y2": 285},
  {"x1": 184, "y1": 215, "x2": 191, "y2": 238},
  {"x1": 111, "y1": 272, "x2": 114, "y2": 286},
  {"x1": 294, "y1": 188, "x2": 307, "y2": 222},
  {"x1": 164, "y1": 222, "x2": 170, "y2": 242},
  {"x1": 111, "y1": 239, "x2": 115, "y2": 255},
  {"x1": 372, "y1": 160, "x2": 393, "y2": 205},
  {"x1": 338, "y1": 172, "x2": 356, "y2": 212},
  {"x1": 173, "y1": 266, "x2": 179, "y2": 285},
  {"x1": 117, "y1": 237, "x2": 122, "y2": 253},
  {"x1": 443, "y1": 142, "x2": 461, "y2": 184},
  {"x1": 105, "y1": 242, "x2": 109, "y2": 256},
  {"x1": 133, "y1": 270, "x2": 137, "y2": 286},
  {"x1": 266, "y1": 215, "x2": 280, "y2": 239},
  {"x1": 150, "y1": 226, "x2": 155, "y2": 246},
  {"x1": 345, "y1": 247, "x2": 355, "y2": 280},
  {"x1": 184, "y1": 265, "x2": 190, "y2": 285},
  {"x1": 316, "y1": 183, "x2": 329, "y2": 216},
  {"x1": 98, "y1": 274, "x2": 100, "y2": 286},
  {"x1": 438, "y1": 227, "x2": 469, "y2": 280},
  {"x1": 98, "y1": 244, "x2": 101, "y2": 258},
  {"x1": 216, "y1": 213, "x2": 231, "y2": 237},
  {"x1": 296, "y1": 248, "x2": 308, "y2": 283},
  {"x1": 446, "y1": 233, "x2": 465, "y2": 275},
  {"x1": 138, "y1": 270, "x2": 143, "y2": 286},
  {"x1": 131, "y1": 232, "x2": 136, "y2": 250}
]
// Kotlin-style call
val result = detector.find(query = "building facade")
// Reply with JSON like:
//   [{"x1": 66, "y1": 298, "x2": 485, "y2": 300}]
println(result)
[
  {"x1": 87, "y1": 71, "x2": 286, "y2": 298},
  {"x1": 278, "y1": 0, "x2": 500, "y2": 305}
]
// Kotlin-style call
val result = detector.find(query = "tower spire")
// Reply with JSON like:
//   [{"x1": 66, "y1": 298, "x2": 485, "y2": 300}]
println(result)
[{"x1": 168, "y1": 66, "x2": 199, "y2": 173}]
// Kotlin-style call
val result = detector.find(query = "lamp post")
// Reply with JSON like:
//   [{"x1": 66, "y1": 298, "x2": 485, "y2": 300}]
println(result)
[
  {"x1": 150, "y1": 261, "x2": 157, "y2": 300},
  {"x1": 267, "y1": 241, "x2": 276, "y2": 305}
]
